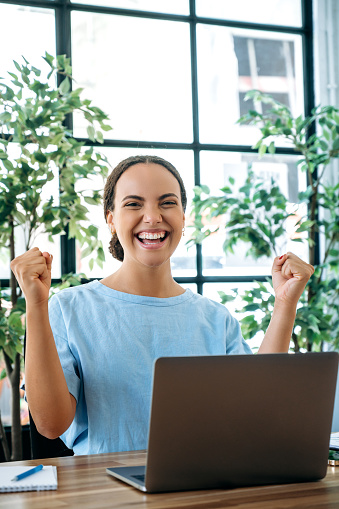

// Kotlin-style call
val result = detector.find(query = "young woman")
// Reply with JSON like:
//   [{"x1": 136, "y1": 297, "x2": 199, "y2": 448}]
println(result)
[{"x1": 11, "y1": 155, "x2": 314, "y2": 455}]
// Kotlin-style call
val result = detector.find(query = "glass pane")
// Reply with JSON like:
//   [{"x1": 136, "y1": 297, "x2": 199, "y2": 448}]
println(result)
[
  {"x1": 203, "y1": 281, "x2": 271, "y2": 351},
  {"x1": 196, "y1": 0, "x2": 302, "y2": 27},
  {"x1": 0, "y1": 144, "x2": 61, "y2": 280},
  {"x1": 76, "y1": 148, "x2": 196, "y2": 279},
  {"x1": 72, "y1": 13, "x2": 193, "y2": 143},
  {"x1": 199, "y1": 151, "x2": 308, "y2": 277},
  {"x1": 197, "y1": 25, "x2": 304, "y2": 145},
  {"x1": 71, "y1": 0, "x2": 189, "y2": 15},
  {"x1": 0, "y1": 6, "x2": 57, "y2": 278},
  {"x1": 0, "y1": 4, "x2": 55, "y2": 72}
]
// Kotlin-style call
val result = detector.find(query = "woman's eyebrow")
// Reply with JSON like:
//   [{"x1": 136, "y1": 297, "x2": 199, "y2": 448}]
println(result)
[
  {"x1": 121, "y1": 195, "x2": 145, "y2": 203},
  {"x1": 121, "y1": 193, "x2": 179, "y2": 202},
  {"x1": 159, "y1": 193, "x2": 179, "y2": 200}
]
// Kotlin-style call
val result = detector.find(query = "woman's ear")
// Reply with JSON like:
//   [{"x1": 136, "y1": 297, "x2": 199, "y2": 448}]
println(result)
[{"x1": 106, "y1": 211, "x2": 115, "y2": 233}]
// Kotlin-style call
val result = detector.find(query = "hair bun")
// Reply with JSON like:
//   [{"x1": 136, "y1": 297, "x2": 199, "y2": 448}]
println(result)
[{"x1": 109, "y1": 233, "x2": 124, "y2": 262}]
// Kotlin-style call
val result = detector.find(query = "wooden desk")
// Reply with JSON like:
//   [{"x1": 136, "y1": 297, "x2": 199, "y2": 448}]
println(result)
[{"x1": 1, "y1": 451, "x2": 339, "y2": 509}]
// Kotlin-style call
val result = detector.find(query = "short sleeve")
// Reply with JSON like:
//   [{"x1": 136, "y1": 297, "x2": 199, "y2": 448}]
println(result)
[
  {"x1": 226, "y1": 313, "x2": 253, "y2": 355},
  {"x1": 48, "y1": 295, "x2": 81, "y2": 402}
]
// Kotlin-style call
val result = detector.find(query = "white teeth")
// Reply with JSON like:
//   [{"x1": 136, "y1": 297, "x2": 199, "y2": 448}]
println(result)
[{"x1": 137, "y1": 232, "x2": 166, "y2": 240}]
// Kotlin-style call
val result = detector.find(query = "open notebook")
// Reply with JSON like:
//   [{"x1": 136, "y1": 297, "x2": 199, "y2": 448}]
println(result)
[
  {"x1": 330, "y1": 432, "x2": 339, "y2": 450},
  {"x1": 0, "y1": 465, "x2": 57, "y2": 492}
]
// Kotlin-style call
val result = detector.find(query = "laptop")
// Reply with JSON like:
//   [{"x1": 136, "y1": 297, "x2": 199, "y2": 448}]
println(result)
[{"x1": 106, "y1": 352, "x2": 339, "y2": 493}]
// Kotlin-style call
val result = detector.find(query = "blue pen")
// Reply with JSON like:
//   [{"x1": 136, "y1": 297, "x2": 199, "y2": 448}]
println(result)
[{"x1": 11, "y1": 464, "x2": 43, "y2": 482}]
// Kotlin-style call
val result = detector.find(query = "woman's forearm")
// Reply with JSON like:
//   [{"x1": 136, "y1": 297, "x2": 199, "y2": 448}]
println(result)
[
  {"x1": 25, "y1": 303, "x2": 76, "y2": 439},
  {"x1": 258, "y1": 252, "x2": 314, "y2": 353},
  {"x1": 258, "y1": 302, "x2": 296, "y2": 353}
]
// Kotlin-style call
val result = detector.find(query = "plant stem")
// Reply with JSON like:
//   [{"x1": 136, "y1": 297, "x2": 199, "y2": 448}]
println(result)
[
  {"x1": 292, "y1": 332, "x2": 300, "y2": 352},
  {"x1": 0, "y1": 413, "x2": 10, "y2": 462},
  {"x1": 8, "y1": 218, "x2": 23, "y2": 460},
  {"x1": 317, "y1": 235, "x2": 336, "y2": 285},
  {"x1": 4, "y1": 351, "x2": 22, "y2": 460},
  {"x1": 10, "y1": 219, "x2": 17, "y2": 308}
]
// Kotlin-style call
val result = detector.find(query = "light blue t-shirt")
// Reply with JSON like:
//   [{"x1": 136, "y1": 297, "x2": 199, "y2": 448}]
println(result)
[{"x1": 48, "y1": 280, "x2": 252, "y2": 455}]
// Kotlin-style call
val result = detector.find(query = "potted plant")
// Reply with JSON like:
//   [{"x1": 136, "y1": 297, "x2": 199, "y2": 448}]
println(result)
[
  {"x1": 0, "y1": 52, "x2": 111, "y2": 460},
  {"x1": 189, "y1": 91, "x2": 339, "y2": 353}
]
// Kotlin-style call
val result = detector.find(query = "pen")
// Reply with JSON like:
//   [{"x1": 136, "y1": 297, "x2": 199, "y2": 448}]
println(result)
[{"x1": 11, "y1": 464, "x2": 43, "y2": 482}]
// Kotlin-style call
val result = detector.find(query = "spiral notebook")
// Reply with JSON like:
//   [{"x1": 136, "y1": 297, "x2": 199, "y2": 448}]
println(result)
[
  {"x1": 0, "y1": 465, "x2": 57, "y2": 492},
  {"x1": 330, "y1": 432, "x2": 339, "y2": 450}
]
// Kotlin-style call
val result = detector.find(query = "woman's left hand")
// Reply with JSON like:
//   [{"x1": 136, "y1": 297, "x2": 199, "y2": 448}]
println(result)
[{"x1": 271, "y1": 252, "x2": 314, "y2": 309}]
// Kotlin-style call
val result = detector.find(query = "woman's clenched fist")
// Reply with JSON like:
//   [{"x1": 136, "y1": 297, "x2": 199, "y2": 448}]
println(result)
[{"x1": 10, "y1": 248, "x2": 53, "y2": 306}]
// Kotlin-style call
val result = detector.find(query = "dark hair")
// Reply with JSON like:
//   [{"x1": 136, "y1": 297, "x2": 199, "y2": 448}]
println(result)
[{"x1": 103, "y1": 155, "x2": 187, "y2": 262}]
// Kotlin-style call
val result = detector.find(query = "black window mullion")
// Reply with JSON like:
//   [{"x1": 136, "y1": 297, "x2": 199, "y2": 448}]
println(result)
[
  {"x1": 55, "y1": 0, "x2": 76, "y2": 275},
  {"x1": 301, "y1": 0, "x2": 315, "y2": 119},
  {"x1": 189, "y1": 0, "x2": 203, "y2": 294},
  {"x1": 301, "y1": 0, "x2": 319, "y2": 266}
]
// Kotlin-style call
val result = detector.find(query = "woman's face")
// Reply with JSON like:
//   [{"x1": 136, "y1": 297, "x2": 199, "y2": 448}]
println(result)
[{"x1": 106, "y1": 163, "x2": 185, "y2": 269}]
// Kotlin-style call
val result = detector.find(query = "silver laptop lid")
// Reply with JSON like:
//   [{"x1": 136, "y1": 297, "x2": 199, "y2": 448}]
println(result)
[{"x1": 144, "y1": 353, "x2": 338, "y2": 492}]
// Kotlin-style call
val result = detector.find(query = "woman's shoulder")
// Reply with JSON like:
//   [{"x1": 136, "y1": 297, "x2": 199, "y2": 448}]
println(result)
[
  {"x1": 188, "y1": 291, "x2": 233, "y2": 316},
  {"x1": 49, "y1": 280, "x2": 100, "y2": 306}
]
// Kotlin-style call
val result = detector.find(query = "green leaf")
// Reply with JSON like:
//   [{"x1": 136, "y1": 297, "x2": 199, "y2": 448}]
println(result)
[
  {"x1": 268, "y1": 141, "x2": 275, "y2": 154},
  {"x1": 59, "y1": 77, "x2": 70, "y2": 95},
  {"x1": 332, "y1": 137, "x2": 339, "y2": 151},
  {"x1": 31, "y1": 66, "x2": 41, "y2": 77},
  {"x1": 244, "y1": 303, "x2": 261, "y2": 311},
  {"x1": 34, "y1": 151, "x2": 47, "y2": 163},
  {"x1": 43, "y1": 52, "x2": 55, "y2": 67},
  {"x1": 21, "y1": 73, "x2": 29, "y2": 85},
  {"x1": 296, "y1": 220, "x2": 315, "y2": 233},
  {"x1": 0, "y1": 111, "x2": 11, "y2": 122},
  {"x1": 100, "y1": 124, "x2": 112, "y2": 131},
  {"x1": 87, "y1": 125, "x2": 95, "y2": 141},
  {"x1": 51, "y1": 133, "x2": 64, "y2": 145},
  {"x1": 282, "y1": 128, "x2": 292, "y2": 135},
  {"x1": 81, "y1": 246, "x2": 93, "y2": 259},
  {"x1": 319, "y1": 140, "x2": 328, "y2": 151},
  {"x1": 13, "y1": 210, "x2": 27, "y2": 224},
  {"x1": 13, "y1": 60, "x2": 21, "y2": 73},
  {"x1": 22, "y1": 65, "x2": 30, "y2": 76},
  {"x1": 96, "y1": 131, "x2": 104, "y2": 143},
  {"x1": 2, "y1": 159, "x2": 14, "y2": 171},
  {"x1": 218, "y1": 291, "x2": 237, "y2": 304},
  {"x1": 258, "y1": 144, "x2": 267, "y2": 157},
  {"x1": 84, "y1": 196, "x2": 99, "y2": 205}
]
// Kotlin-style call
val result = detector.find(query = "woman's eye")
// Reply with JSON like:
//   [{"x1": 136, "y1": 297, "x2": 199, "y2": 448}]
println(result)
[
  {"x1": 162, "y1": 201, "x2": 177, "y2": 206},
  {"x1": 125, "y1": 202, "x2": 141, "y2": 208}
]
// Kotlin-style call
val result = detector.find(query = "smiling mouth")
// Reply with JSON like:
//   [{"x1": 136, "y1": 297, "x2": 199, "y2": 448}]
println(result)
[{"x1": 135, "y1": 231, "x2": 169, "y2": 245}]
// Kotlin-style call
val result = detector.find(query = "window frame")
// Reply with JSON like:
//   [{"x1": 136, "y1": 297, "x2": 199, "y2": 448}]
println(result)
[{"x1": 0, "y1": 0, "x2": 316, "y2": 295}]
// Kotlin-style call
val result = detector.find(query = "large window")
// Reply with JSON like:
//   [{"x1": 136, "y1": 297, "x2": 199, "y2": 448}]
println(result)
[
  {"x1": 0, "y1": 0, "x2": 314, "y2": 424},
  {"x1": 0, "y1": 7, "x2": 313, "y2": 276},
  {"x1": 0, "y1": 0, "x2": 314, "y2": 290}
]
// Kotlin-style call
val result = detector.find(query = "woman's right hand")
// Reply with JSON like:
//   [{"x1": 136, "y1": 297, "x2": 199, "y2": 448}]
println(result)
[{"x1": 10, "y1": 247, "x2": 53, "y2": 306}]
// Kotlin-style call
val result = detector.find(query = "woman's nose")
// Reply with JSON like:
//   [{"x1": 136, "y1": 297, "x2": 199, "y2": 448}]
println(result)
[{"x1": 143, "y1": 207, "x2": 162, "y2": 224}]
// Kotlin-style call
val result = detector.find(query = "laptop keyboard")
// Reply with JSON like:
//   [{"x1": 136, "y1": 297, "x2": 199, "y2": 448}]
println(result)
[{"x1": 132, "y1": 474, "x2": 145, "y2": 483}]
